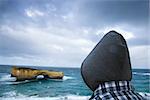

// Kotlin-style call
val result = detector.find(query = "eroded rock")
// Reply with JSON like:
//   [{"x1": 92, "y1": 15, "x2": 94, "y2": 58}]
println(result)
[{"x1": 11, "y1": 66, "x2": 64, "y2": 81}]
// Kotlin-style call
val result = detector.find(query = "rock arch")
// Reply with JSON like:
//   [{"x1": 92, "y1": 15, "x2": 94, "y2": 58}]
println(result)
[{"x1": 11, "y1": 66, "x2": 64, "y2": 81}]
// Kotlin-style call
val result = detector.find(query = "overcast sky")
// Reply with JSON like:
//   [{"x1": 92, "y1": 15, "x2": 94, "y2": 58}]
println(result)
[{"x1": 0, "y1": 0, "x2": 149, "y2": 68}]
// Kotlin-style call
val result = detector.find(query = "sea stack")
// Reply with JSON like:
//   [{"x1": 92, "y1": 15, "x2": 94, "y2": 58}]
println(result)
[{"x1": 11, "y1": 66, "x2": 64, "y2": 81}]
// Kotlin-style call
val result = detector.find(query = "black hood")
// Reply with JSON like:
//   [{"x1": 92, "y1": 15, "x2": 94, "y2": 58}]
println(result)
[{"x1": 81, "y1": 31, "x2": 132, "y2": 91}]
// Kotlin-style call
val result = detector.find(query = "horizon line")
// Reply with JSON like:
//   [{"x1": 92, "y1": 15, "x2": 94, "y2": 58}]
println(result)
[{"x1": 0, "y1": 64, "x2": 149, "y2": 69}]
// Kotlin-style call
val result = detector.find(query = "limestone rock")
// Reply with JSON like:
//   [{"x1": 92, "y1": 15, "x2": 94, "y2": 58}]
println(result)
[{"x1": 11, "y1": 66, "x2": 64, "y2": 81}]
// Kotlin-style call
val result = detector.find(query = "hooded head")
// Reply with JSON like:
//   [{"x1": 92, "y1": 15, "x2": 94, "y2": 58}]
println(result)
[{"x1": 81, "y1": 31, "x2": 132, "y2": 91}]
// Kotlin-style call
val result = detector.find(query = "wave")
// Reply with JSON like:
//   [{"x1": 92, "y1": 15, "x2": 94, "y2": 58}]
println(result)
[
  {"x1": 47, "y1": 76, "x2": 74, "y2": 81},
  {"x1": 0, "y1": 74, "x2": 16, "y2": 82},
  {"x1": 0, "y1": 73, "x2": 31, "y2": 85},
  {"x1": 1, "y1": 91, "x2": 90, "y2": 100},
  {"x1": 1, "y1": 93, "x2": 150, "y2": 100},
  {"x1": 0, "y1": 73, "x2": 74, "y2": 85},
  {"x1": 63, "y1": 76, "x2": 74, "y2": 81},
  {"x1": 139, "y1": 92, "x2": 150, "y2": 100},
  {"x1": 133, "y1": 72, "x2": 150, "y2": 76},
  {"x1": 0, "y1": 96, "x2": 89, "y2": 100}
]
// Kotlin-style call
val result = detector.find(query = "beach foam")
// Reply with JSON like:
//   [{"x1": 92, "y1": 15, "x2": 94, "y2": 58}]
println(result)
[
  {"x1": 1, "y1": 95, "x2": 150, "y2": 100},
  {"x1": 1, "y1": 94, "x2": 150, "y2": 100},
  {"x1": 139, "y1": 92, "x2": 150, "y2": 100},
  {"x1": 1, "y1": 93, "x2": 90, "y2": 100},
  {"x1": 1, "y1": 91, "x2": 150, "y2": 100}
]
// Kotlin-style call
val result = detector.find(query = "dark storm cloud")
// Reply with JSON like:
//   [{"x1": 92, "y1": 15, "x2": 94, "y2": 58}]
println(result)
[
  {"x1": 75, "y1": 0, "x2": 149, "y2": 48},
  {"x1": 77, "y1": 0, "x2": 149, "y2": 27}
]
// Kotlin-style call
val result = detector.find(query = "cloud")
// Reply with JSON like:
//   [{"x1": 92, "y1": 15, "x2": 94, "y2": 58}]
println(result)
[
  {"x1": 0, "y1": 0, "x2": 149, "y2": 68},
  {"x1": 129, "y1": 45, "x2": 149, "y2": 69},
  {"x1": 61, "y1": 13, "x2": 75, "y2": 22},
  {"x1": 0, "y1": 23, "x2": 95, "y2": 67},
  {"x1": 77, "y1": 0, "x2": 149, "y2": 27},
  {"x1": 95, "y1": 26, "x2": 135, "y2": 40},
  {"x1": 51, "y1": 44, "x2": 64, "y2": 52},
  {"x1": 25, "y1": 7, "x2": 44, "y2": 17}
]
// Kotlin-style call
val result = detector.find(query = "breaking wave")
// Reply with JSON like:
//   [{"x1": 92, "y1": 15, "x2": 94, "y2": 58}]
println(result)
[
  {"x1": 0, "y1": 73, "x2": 31, "y2": 85},
  {"x1": 0, "y1": 73, "x2": 74, "y2": 85},
  {"x1": 63, "y1": 76, "x2": 74, "y2": 81},
  {"x1": 1, "y1": 91, "x2": 150, "y2": 100},
  {"x1": 1, "y1": 91, "x2": 90, "y2": 100},
  {"x1": 133, "y1": 72, "x2": 150, "y2": 76},
  {"x1": 0, "y1": 74, "x2": 16, "y2": 82}
]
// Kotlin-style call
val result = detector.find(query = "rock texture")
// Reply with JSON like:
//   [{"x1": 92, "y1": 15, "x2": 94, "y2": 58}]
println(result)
[{"x1": 11, "y1": 66, "x2": 64, "y2": 81}]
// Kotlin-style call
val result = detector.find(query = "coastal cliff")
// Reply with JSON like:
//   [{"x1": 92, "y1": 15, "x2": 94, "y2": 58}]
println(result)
[{"x1": 11, "y1": 66, "x2": 64, "y2": 81}]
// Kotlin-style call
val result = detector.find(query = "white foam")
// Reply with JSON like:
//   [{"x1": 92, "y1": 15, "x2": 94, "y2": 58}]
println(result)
[
  {"x1": 0, "y1": 73, "x2": 31, "y2": 85},
  {"x1": 1, "y1": 92, "x2": 150, "y2": 100},
  {"x1": 1, "y1": 80, "x2": 30, "y2": 85},
  {"x1": 47, "y1": 76, "x2": 74, "y2": 82},
  {"x1": 63, "y1": 76, "x2": 74, "y2": 81},
  {"x1": 36, "y1": 75, "x2": 44, "y2": 79},
  {"x1": 139, "y1": 92, "x2": 150, "y2": 100},
  {"x1": 0, "y1": 73, "x2": 74, "y2": 83},
  {"x1": 0, "y1": 74, "x2": 16, "y2": 82},
  {"x1": 133, "y1": 72, "x2": 150, "y2": 76},
  {"x1": 50, "y1": 95, "x2": 90, "y2": 100},
  {"x1": 2, "y1": 91, "x2": 17, "y2": 97},
  {"x1": 2, "y1": 91, "x2": 26, "y2": 98},
  {"x1": 0, "y1": 94, "x2": 90, "y2": 100},
  {"x1": 1, "y1": 91, "x2": 90, "y2": 100}
]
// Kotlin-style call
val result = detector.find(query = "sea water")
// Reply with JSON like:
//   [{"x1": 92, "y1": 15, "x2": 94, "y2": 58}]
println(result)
[{"x1": 0, "y1": 65, "x2": 149, "y2": 100}]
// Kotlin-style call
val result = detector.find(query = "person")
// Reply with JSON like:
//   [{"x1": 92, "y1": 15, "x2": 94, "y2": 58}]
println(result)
[{"x1": 81, "y1": 31, "x2": 145, "y2": 100}]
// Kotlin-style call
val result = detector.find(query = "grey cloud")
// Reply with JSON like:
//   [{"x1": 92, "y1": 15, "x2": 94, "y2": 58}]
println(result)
[
  {"x1": 0, "y1": 33, "x2": 38, "y2": 57},
  {"x1": 77, "y1": 0, "x2": 149, "y2": 27},
  {"x1": 128, "y1": 37, "x2": 149, "y2": 46},
  {"x1": 0, "y1": 0, "x2": 149, "y2": 68}
]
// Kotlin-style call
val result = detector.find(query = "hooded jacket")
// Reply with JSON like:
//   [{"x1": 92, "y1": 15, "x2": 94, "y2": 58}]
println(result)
[{"x1": 81, "y1": 31, "x2": 132, "y2": 91}]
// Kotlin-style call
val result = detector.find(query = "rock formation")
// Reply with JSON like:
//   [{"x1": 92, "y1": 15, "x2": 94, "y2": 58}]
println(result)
[{"x1": 11, "y1": 66, "x2": 64, "y2": 81}]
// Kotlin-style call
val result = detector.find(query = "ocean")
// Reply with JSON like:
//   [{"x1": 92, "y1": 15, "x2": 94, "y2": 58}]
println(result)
[{"x1": 0, "y1": 65, "x2": 149, "y2": 100}]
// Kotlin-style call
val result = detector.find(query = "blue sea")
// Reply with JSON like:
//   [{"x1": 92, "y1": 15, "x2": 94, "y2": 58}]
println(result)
[{"x1": 0, "y1": 65, "x2": 149, "y2": 100}]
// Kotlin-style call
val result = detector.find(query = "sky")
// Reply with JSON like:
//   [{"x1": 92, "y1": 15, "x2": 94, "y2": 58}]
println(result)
[{"x1": 0, "y1": 0, "x2": 149, "y2": 69}]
